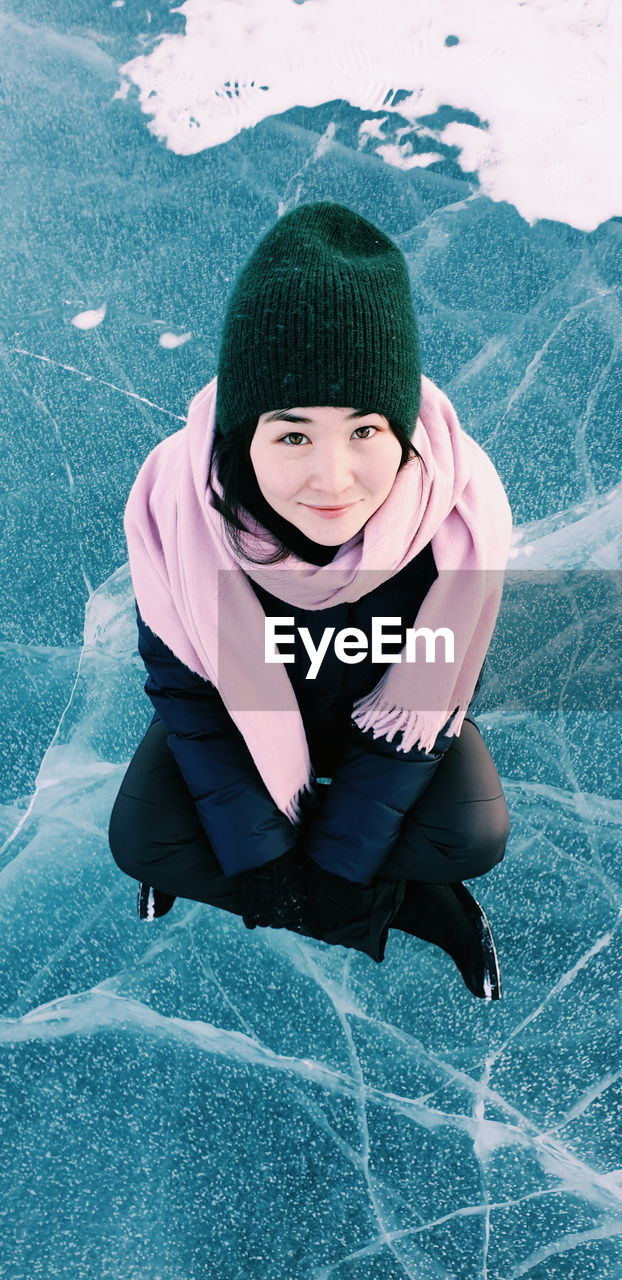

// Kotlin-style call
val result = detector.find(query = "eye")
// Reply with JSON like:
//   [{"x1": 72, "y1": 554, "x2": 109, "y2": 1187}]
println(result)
[
  {"x1": 277, "y1": 425, "x2": 380, "y2": 446},
  {"x1": 278, "y1": 432, "x2": 307, "y2": 446}
]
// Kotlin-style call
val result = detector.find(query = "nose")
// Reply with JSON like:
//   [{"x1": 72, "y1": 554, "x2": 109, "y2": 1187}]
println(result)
[{"x1": 307, "y1": 446, "x2": 355, "y2": 498}]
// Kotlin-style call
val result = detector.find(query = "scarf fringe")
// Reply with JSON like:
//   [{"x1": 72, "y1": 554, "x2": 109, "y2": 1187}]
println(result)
[
  {"x1": 285, "y1": 773, "x2": 317, "y2": 826},
  {"x1": 351, "y1": 688, "x2": 471, "y2": 756}
]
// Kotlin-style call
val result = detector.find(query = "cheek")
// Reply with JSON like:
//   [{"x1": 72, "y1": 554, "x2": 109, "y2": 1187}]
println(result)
[
  {"x1": 250, "y1": 447, "x2": 278, "y2": 496},
  {"x1": 262, "y1": 464, "x2": 294, "y2": 499},
  {"x1": 374, "y1": 448, "x2": 402, "y2": 490}
]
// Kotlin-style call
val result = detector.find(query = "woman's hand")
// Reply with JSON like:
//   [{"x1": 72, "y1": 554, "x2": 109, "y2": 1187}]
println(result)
[
  {"x1": 237, "y1": 847, "x2": 307, "y2": 932},
  {"x1": 303, "y1": 859, "x2": 406, "y2": 962},
  {"x1": 303, "y1": 860, "x2": 374, "y2": 935}
]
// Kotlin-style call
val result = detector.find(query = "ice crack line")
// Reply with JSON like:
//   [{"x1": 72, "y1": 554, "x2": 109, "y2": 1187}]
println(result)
[
  {"x1": 505, "y1": 1219, "x2": 622, "y2": 1278},
  {"x1": 325, "y1": 951, "x2": 423, "y2": 1280},
  {"x1": 312, "y1": 1186, "x2": 613, "y2": 1280},
  {"x1": 9, "y1": 347, "x2": 185, "y2": 423},
  {"x1": 3, "y1": 984, "x2": 620, "y2": 1218},
  {"x1": 482, "y1": 914, "x2": 621, "y2": 1071}
]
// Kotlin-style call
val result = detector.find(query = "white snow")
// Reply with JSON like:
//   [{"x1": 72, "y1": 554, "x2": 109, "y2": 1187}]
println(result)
[{"x1": 115, "y1": 0, "x2": 621, "y2": 230}]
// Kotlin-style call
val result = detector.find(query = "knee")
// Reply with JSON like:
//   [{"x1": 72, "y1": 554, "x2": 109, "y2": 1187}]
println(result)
[
  {"x1": 108, "y1": 790, "x2": 143, "y2": 880},
  {"x1": 461, "y1": 798, "x2": 510, "y2": 873}
]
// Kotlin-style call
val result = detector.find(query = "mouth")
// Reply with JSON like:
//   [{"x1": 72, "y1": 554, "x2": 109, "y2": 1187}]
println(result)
[{"x1": 302, "y1": 502, "x2": 358, "y2": 512}]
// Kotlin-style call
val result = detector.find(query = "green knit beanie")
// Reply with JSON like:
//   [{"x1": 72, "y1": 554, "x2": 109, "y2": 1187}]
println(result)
[{"x1": 215, "y1": 201, "x2": 421, "y2": 438}]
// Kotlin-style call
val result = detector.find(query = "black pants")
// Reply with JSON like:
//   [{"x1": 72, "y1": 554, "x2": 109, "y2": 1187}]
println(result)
[{"x1": 108, "y1": 717, "x2": 510, "y2": 916}]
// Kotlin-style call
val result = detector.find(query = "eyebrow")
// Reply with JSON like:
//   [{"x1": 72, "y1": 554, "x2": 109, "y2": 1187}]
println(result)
[{"x1": 263, "y1": 409, "x2": 378, "y2": 424}]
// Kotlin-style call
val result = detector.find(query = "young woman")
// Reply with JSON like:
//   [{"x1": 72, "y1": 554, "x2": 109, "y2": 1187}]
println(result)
[{"x1": 109, "y1": 201, "x2": 513, "y2": 1001}]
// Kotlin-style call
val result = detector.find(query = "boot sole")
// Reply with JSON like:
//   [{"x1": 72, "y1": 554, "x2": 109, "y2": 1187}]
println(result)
[
  {"x1": 137, "y1": 883, "x2": 176, "y2": 922},
  {"x1": 451, "y1": 882, "x2": 502, "y2": 1001}
]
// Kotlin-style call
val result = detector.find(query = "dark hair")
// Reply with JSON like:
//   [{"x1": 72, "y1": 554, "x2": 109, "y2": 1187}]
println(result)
[{"x1": 206, "y1": 414, "x2": 426, "y2": 566}]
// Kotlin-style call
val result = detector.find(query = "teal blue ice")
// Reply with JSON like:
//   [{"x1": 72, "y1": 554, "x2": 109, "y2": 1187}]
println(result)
[{"x1": 1, "y1": 8, "x2": 621, "y2": 1279}]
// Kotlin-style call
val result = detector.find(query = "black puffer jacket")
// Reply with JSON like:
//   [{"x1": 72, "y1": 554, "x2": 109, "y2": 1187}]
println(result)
[{"x1": 135, "y1": 541, "x2": 484, "y2": 885}]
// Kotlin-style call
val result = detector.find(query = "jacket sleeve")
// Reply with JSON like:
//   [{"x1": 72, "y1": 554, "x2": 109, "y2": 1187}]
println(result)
[
  {"x1": 301, "y1": 663, "x2": 487, "y2": 885},
  {"x1": 133, "y1": 602, "x2": 298, "y2": 877}
]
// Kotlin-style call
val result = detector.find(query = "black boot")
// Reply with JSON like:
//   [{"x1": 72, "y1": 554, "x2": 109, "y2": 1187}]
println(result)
[
  {"x1": 392, "y1": 880, "x2": 502, "y2": 1000},
  {"x1": 137, "y1": 882, "x2": 177, "y2": 921}
]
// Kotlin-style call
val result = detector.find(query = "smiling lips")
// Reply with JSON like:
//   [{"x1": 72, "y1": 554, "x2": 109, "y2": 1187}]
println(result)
[{"x1": 302, "y1": 502, "x2": 358, "y2": 518}]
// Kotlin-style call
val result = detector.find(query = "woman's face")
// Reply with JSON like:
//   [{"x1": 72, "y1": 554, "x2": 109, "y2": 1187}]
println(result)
[{"x1": 249, "y1": 406, "x2": 403, "y2": 544}]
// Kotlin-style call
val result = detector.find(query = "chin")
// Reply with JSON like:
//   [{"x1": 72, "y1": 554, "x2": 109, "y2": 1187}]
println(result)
[
  {"x1": 297, "y1": 511, "x2": 366, "y2": 543},
  {"x1": 303, "y1": 528, "x2": 343, "y2": 544}
]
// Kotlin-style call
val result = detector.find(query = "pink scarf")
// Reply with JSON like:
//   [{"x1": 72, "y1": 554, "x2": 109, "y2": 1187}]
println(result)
[{"x1": 123, "y1": 374, "x2": 512, "y2": 826}]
